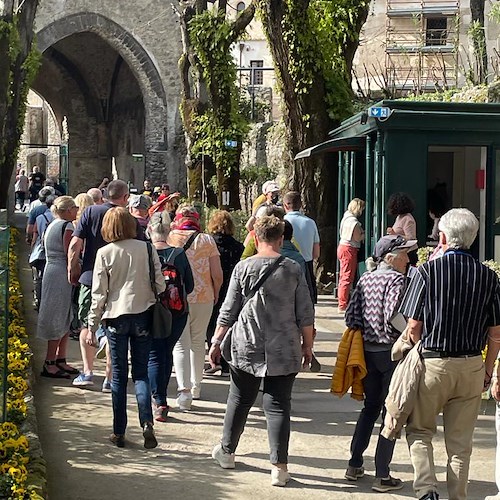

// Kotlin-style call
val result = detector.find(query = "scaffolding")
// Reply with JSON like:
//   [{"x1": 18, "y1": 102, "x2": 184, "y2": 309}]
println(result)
[{"x1": 386, "y1": 0, "x2": 459, "y2": 93}]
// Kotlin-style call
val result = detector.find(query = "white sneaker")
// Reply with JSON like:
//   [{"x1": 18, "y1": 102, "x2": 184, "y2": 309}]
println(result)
[
  {"x1": 211, "y1": 444, "x2": 235, "y2": 469},
  {"x1": 191, "y1": 387, "x2": 201, "y2": 400},
  {"x1": 271, "y1": 467, "x2": 291, "y2": 487},
  {"x1": 176, "y1": 391, "x2": 192, "y2": 411}
]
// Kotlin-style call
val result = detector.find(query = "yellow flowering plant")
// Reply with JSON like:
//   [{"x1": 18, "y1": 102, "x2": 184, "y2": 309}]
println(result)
[{"x1": 0, "y1": 228, "x2": 42, "y2": 500}]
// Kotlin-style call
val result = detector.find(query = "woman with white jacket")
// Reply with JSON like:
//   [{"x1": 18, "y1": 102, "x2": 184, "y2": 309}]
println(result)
[{"x1": 88, "y1": 207, "x2": 165, "y2": 449}]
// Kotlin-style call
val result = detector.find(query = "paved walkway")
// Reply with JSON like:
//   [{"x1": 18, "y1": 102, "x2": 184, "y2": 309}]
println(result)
[{"x1": 13, "y1": 213, "x2": 498, "y2": 500}]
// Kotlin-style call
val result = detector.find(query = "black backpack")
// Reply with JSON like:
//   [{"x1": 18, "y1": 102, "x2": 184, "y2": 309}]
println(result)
[{"x1": 158, "y1": 247, "x2": 187, "y2": 317}]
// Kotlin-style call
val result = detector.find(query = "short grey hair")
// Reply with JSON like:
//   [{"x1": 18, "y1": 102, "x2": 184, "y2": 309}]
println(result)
[
  {"x1": 146, "y1": 211, "x2": 171, "y2": 242},
  {"x1": 438, "y1": 208, "x2": 479, "y2": 249},
  {"x1": 87, "y1": 187, "x2": 102, "y2": 203}
]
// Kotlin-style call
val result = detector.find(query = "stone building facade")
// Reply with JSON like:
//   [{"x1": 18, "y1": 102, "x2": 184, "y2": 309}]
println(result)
[{"x1": 31, "y1": 1, "x2": 185, "y2": 195}]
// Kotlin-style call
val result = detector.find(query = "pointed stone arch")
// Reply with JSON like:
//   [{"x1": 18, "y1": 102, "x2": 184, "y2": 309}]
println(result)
[{"x1": 36, "y1": 12, "x2": 169, "y2": 180}]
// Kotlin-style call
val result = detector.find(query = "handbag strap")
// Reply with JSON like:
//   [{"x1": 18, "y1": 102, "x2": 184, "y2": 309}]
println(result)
[
  {"x1": 146, "y1": 242, "x2": 159, "y2": 300},
  {"x1": 183, "y1": 231, "x2": 199, "y2": 251},
  {"x1": 242, "y1": 256, "x2": 284, "y2": 310}
]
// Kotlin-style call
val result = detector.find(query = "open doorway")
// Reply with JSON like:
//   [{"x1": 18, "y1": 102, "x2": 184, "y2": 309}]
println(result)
[{"x1": 427, "y1": 146, "x2": 486, "y2": 260}]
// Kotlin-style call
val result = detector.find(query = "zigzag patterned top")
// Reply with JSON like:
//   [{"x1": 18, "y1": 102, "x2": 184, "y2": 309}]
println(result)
[{"x1": 345, "y1": 263, "x2": 407, "y2": 345}]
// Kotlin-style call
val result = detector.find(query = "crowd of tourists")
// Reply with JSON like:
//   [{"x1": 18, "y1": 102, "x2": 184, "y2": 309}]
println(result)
[{"x1": 19, "y1": 171, "x2": 500, "y2": 498}]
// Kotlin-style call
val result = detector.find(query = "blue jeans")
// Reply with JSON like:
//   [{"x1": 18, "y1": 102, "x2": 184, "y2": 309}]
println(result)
[
  {"x1": 104, "y1": 310, "x2": 153, "y2": 435},
  {"x1": 148, "y1": 313, "x2": 188, "y2": 406},
  {"x1": 349, "y1": 349, "x2": 397, "y2": 478}
]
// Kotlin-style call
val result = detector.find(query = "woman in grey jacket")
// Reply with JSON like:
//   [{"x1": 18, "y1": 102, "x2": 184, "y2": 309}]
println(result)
[{"x1": 208, "y1": 215, "x2": 315, "y2": 487}]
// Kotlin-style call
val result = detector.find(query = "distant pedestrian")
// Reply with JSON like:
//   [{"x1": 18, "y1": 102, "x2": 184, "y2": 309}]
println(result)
[
  {"x1": 37, "y1": 196, "x2": 79, "y2": 379},
  {"x1": 167, "y1": 206, "x2": 223, "y2": 409},
  {"x1": 344, "y1": 234, "x2": 414, "y2": 493},
  {"x1": 87, "y1": 188, "x2": 103, "y2": 205},
  {"x1": 28, "y1": 166, "x2": 46, "y2": 202},
  {"x1": 245, "y1": 181, "x2": 281, "y2": 232},
  {"x1": 387, "y1": 192, "x2": 417, "y2": 265},
  {"x1": 283, "y1": 191, "x2": 320, "y2": 303},
  {"x1": 337, "y1": 198, "x2": 365, "y2": 313},
  {"x1": 399, "y1": 208, "x2": 500, "y2": 500},
  {"x1": 15, "y1": 169, "x2": 29, "y2": 210},
  {"x1": 205, "y1": 210, "x2": 244, "y2": 376}
]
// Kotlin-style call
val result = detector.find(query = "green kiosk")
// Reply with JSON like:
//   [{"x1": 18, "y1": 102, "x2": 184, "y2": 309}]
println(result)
[{"x1": 296, "y1": 100, "x2": 500, "y2": 264}]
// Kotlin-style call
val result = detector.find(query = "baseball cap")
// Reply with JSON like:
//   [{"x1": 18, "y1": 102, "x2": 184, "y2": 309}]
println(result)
[
  {"x1": 373, "y1": 235, "x2": 417, "y2": 260},
  {"x1": 128, "y1": 194, "x2": 152, "y2": 210},
  {"x1": 263, "y1": 182, "x2": 280, "y2": 195}
]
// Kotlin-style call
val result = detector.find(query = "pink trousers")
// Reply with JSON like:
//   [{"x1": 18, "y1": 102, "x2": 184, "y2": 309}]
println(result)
[{"x1": 337, "y1": 244, "x2": 358, "y2": 310}]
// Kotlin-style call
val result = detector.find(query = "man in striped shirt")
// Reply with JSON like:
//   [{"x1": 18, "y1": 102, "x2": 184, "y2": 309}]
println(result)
[{"x1": 399, "y1": 208, "x2": 500, "y2": 500}]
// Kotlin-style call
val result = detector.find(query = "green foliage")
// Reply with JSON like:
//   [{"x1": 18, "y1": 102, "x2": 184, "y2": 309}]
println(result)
[
  {"x1": 259, "y1": 0, "x2": 368, "y2": 122},
  {"x1": 187, "y1": 10, "x2": 250, "y2": 182},
  {"x1": 240, "y1": 165, "x2": 278, "y2": 187},
  {"x1": 490, "y1": 3, "x2": 500, "y2": 24}
]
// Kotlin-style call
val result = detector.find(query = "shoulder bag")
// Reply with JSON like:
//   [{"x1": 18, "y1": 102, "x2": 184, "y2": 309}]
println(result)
[
  {"x1": 147, "y1": 243, "x2": 172, "y2": 339},
  {"x1": 221, "y1": 255, "x2": 284, "y2": 361}
]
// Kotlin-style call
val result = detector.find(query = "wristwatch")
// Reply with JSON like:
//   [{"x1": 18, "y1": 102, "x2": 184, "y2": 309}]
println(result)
[{"x1": 211, "y1": 338, "x2": 222, "y2": 345}]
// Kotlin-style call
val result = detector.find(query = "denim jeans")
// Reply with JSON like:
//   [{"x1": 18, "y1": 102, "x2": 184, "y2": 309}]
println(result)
[
  {"x1": 104, "y1": 309, "x2": 153, "y2": 435},
  {"x1": 221, "y1": 366, "x2": 297, "y2": 464},
  {"x1": 148, "y1": 313, "x2": 188, "y2": 406},
  {"x1": 349, "y1": 349, "x2": 397, "y2": 478}
]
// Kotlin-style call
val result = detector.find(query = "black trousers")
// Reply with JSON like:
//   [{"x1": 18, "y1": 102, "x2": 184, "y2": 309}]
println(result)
[{"x1": 221, "y1": 366, "x2": 296, "y2": 464}]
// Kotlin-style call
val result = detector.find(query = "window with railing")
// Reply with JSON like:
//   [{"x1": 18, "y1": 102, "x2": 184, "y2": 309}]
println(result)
[
  {"x1": 426, "y1": 17, "x2": 448, "y2": 46},
  {"x1": 250, "y1": 60, "x2": 264, "y2": 86}
]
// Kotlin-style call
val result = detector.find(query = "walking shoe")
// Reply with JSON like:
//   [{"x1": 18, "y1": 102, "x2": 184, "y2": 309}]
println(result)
[
  {"x1": 345, "y1": 465, "x2": 364, "y2": 481},
  {"x1": 191, "y1": 387, "x2": 201, "y2": 400},
  {"x1": 95, "y1": 336, "x2": 107, "y2": 359},
  {"x1": 203, "y1": 365, "x2": 222, "y2": 375},
  {"x1": 109, "y1": 433, "x2": 125, "y2": 448},
  {"x1": 211, "y1": 444, "x2": 235, "y2": 469},
  {"x1": 271, "y1": 467, "x2": 291, "y2": 487},
  {"x1": 153, "y1": 404, "x2": 169, "y2": 422},
  {"x1": 143, "y1": 422, "x2": 158, "y2": 449},
  {"x1": 419, "y1": 492, "x2": 439, "y2": 500},
  {"x1": 176, "y1": 391, "x2": 192, "y2": 411},
  {"x1": 101, "y1": 379, "x2": 112, "y2": 393},
  {"x1": 72, "y1": 372, "x2": 94, "y2": 386},
  {"x1": 372, "y1": 476, "x2": 403, "y2": 492}
]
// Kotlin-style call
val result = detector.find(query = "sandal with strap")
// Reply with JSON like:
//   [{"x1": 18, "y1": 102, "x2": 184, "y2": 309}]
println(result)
[
  {"x1": 41, "y1": 360, "x2": 70, "y2": 379},
  {"x1": 56, "y1": 358, "x2": 80, "y2": 375}
]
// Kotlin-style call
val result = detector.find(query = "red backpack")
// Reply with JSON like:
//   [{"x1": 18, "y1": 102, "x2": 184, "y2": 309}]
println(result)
[{"x1": 158, "y1": 247, "x2": 187, "y2": 317}]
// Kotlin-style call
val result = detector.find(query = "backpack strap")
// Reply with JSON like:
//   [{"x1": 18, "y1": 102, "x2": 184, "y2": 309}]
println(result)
[
  {"x1": 166, "y1": 247, "x2": 182, "y2": 264},
  {"x1": 61, "y1": 221, "x2": 70, "y2": 240},
  {"x1": 183, "y1": 231, "x2": 199, "y2": 251}
]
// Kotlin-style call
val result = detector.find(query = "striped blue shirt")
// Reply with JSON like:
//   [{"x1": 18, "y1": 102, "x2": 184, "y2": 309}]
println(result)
[{"x1": 399, "y1": 250, "x2": 500, "y2": 353}]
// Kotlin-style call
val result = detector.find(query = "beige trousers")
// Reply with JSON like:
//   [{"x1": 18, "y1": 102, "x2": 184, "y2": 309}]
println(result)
[{"x1": 406, "y1": 355, "x2": 484, "y2": 500}]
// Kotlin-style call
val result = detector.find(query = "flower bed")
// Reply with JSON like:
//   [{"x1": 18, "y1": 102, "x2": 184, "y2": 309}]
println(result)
[{"x1": 1, "y1": 228, "x2": 44, "y2": 500}]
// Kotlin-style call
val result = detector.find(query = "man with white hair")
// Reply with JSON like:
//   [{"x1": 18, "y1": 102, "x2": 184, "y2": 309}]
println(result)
[
  {"x1": 399, "y1": 208, "x2": 500, "y2": 500},
  {"x1": 87, "y1": 187, "x2": 103, "y2": 205}
]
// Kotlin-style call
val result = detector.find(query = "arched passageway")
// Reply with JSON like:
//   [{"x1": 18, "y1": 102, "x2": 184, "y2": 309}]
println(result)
[{"x1": 33, "y1": 13, "x2": 173, "y2": 194}]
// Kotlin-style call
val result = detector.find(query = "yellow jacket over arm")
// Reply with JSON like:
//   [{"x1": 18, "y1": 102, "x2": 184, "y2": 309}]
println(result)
[{"x1": 331, "y1": 328, "x2": 367, "y2": 401}]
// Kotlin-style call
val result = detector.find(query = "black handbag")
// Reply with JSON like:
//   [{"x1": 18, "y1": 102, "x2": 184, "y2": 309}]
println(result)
[{"x1": 147, "y1": 243, "x2": 172, "y2": 339}]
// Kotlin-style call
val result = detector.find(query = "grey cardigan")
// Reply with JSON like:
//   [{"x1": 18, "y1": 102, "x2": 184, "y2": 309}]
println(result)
[{"x1": 217, "y1": 256, "x2": 315, "y2": 377}]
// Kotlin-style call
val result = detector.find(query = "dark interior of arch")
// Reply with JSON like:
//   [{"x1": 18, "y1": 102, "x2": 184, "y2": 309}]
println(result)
[{"x1": 31, "y1": 32, "x2": 145, "y2": 194}]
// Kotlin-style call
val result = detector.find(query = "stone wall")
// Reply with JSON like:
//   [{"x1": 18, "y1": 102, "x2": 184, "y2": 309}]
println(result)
[{"x1": 32, "y1": 2, "x2": 186, "y2": 194}]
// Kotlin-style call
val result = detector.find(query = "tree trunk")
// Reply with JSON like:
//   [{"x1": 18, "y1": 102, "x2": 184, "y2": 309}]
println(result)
[
  {"x1": 258, "y1": 0, "x2": 369, "y2": 278},
  {"x1": 0, "y1": 0, "x2": 40, "y2": 209}
]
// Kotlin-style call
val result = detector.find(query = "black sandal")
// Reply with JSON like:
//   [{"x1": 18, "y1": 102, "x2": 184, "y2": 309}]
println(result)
[
  {"x1": 55, "y1": 358, "x2": 80, "y2": 375},
  {"x1": 41, "y1": 360, "x2": 70, "y2": 379}
]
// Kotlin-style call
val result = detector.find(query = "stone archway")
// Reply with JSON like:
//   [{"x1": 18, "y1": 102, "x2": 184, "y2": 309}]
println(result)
[{"x1": 36, "y1": 13, "x2": 171, "y2": 188}]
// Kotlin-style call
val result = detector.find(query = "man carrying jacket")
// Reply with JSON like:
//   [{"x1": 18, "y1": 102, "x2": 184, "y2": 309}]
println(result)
[{"x1": 400, "y1": 208, "x2": 500, "y2": 500}]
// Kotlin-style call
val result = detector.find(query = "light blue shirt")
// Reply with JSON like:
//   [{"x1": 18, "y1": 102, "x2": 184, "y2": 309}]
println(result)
[{"x1": 284, "y1": 211, "x2": 320, "y2": 262}]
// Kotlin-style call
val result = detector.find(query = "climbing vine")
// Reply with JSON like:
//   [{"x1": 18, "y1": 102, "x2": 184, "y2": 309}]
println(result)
[{"x1": 188, "y1": 10, "x2": 250, "y2": 182}]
